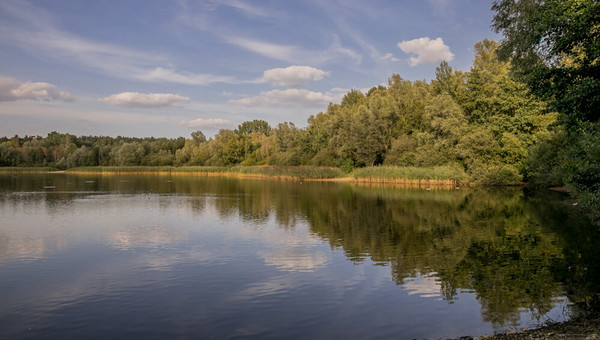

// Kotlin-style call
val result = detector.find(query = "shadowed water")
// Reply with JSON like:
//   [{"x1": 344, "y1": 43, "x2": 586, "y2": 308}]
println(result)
[{"x1": 0, "y1": 173, "x2": 598, "y2": 339}]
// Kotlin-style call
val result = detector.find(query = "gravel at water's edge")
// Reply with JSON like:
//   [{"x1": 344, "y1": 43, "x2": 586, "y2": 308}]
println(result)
[{"x1": 451, "y1": 315, "x2": 600, "y2": 340}]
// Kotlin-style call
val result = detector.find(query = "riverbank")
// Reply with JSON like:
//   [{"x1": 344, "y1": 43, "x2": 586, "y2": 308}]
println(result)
[
  {"x1": 457, "y1": 314, "x2": 600, "y2": 339},
  {"x1": 1, "y1": 165, "x2": 469, "y2": 186}
]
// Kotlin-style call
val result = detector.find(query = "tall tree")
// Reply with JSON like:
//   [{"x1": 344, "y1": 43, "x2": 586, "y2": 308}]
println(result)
[{"x1": 492, "y1": 0, "x2": 600, "y2": 124}]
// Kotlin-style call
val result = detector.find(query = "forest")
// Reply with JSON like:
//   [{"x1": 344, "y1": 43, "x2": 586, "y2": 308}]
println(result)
[{"x1": 1, "y1": 0, "x2": 599, "y2": 216}]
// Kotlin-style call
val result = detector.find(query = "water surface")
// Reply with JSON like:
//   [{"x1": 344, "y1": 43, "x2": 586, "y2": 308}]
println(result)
[{"x1": 1, "y1": 173, "x2": 598, "y2": 339}]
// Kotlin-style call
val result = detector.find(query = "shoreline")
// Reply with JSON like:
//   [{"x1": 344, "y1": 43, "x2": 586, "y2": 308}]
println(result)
[
  {"x1": 0, "y1": 168, "x2": 468, "y2": 189},
  {"x1": 1, "y1": 166, "x2": 469, "y2": 187},
  {"x1": 456, "y1": 314, "x2": 600, "y2": 339}
]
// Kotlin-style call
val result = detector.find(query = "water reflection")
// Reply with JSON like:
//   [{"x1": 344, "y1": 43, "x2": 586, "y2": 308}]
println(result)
[{"x1": 1, "y1": 173, "x2": 599, "y2": 337}]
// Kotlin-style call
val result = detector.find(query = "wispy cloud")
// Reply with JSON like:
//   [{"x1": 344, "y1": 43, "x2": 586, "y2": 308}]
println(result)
[
  {"x1": 0, "y1": 76, "x2": 73, "y2": 102},
  {"x1": 179, "y1": 118, "x2": 232, "y2": 128},
  {"x1": 138, "y1": 67, "x2": 240, "y2": 85},
  {"x1": 220, "y1": 0, "x2": 275, "y2": 18},
  {"x1": 397, "y1": 37, "x2": 454, "y2": 66},
  {"x1": 380, "y1": 53, "x2": 400, "y2": 62},
  {"x1": 99, "y1": 92, "x2": 190, "y2": 108},
  {"x1": 224, "y1": 35, "x2": 361, "y2": 66},
  {"x1": 0, "y1": 1, "x2": 239, "y2": 86},
  {"x1": 224, "y1": 36, "x2": 299, "y2": 62}
]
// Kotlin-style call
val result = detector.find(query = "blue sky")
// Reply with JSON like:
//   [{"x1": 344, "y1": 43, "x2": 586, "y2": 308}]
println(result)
[{"x1": 0, "y1": 0, "x2": 499, "y2": 138}]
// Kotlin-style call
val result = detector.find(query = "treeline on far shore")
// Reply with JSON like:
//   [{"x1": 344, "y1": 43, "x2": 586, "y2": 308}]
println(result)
[{"x1": 1, "y1": 39, "x2": 599, "y2": 218}]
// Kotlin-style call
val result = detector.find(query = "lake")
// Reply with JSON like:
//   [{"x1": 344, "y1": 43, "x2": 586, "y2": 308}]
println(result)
[{"x1": 1, "y1": 173, "x2": 598, "y2": 339}]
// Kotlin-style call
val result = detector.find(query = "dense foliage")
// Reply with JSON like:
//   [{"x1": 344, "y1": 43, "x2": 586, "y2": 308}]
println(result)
[
  {"x1": 492, "y1": 0, "x2": 600, "y2": 215},
  {"x1": 1, "y1": 40, "x2": 557, "y2": 186}
]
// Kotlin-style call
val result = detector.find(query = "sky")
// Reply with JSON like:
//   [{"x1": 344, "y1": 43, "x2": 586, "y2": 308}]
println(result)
[{"x1": 0, "y1": 0, "x2": 499, "y2": 139}]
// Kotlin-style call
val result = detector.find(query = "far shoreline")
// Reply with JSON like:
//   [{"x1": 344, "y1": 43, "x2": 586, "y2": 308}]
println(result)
[{"x1": 1, "y1": 165, "x2": 478, "y2": 187}]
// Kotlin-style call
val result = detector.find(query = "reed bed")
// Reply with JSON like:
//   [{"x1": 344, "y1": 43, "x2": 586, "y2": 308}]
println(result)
[
  {"x1": 66, "y1": 165, "x2": 344, "y2": 180},
  {"x1": 0, "y1": 167, "x2": 59, "y2": 173},
  {"x1": 350, "y1": 165, "x2": 468, "y2": 185},
  {"x1": 45, "y1": 165, "x2": 472, "y2": 185}
]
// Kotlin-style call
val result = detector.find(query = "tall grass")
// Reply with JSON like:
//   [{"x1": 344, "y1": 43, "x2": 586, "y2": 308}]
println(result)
[
  {"x1": 66, "y1": 165, "x2": 344, "y2": 179},
  {"x1": 65, "y1": 165, "x2": 469, "y2": 184},
  {"x1": 0, "y1": 167, "x2": 59, "y2": 173},
  {"x1": 350, "y1": 165, "x2": 468, "y2": 185}
]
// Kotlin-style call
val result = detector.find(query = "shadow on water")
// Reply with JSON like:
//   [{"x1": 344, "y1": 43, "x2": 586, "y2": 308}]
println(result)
[{"x1": 1, "y1": 173, "x2": 599, "y2": 332}]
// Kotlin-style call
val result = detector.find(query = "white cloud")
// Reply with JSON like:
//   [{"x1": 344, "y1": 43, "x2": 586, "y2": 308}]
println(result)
[
  {"x1": 99, "y1": 92, "x2": 190, "y2": 108},
  {"x1": 0, "y1": 76, "x2": 73, "y2": 102},
  {"x1": 230, "y1": 89, "x2": 338, "y2": 108},
  {"x1": 263, "y1": 66, "x2": 328, "y2": 88},
  {"x1": 225, "y1": 36, "x2": 298, "y2": 62},
  {"x1": 397, "y1": 37, "x2": 454, "y2": 66},
  {"x1": 224, "y1": 35, "x2": 361, "y2": 65},
  {"x1": 380, "y1": 53, "x2": 400, "y2": 62},
  {"x1": 139, "y1": 67, "x2": 239, "y2": 85},
  {"x1": 178, "y1": 118, "x2": 232, "y2": 128}
]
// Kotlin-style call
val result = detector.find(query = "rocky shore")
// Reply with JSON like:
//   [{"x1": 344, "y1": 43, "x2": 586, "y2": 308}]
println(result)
[{"x1": 454, "y1": 315, "x2": 600, "y2": 340}]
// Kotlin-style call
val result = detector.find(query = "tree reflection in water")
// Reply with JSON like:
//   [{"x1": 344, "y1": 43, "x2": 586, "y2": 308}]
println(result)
[{"x1": 1, "y1": 173, "x2": 598, "y2": 328}]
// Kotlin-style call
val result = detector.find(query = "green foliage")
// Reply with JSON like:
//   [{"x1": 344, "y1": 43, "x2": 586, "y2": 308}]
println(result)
[
  {"x1": 351, "y1": 164, "x2": 468, "y2": 182},
  {"x1": 560, "y1": 123, "x2": 600, "y2": 216},
  {"x1": 493, "y1": 0, "x2": 600, "y2": 124},
  {"x1": 338, "y1": 158, "x2": 354, "y2": 174},
  {"x1": 0, "y1": 39, "x2": 565, "y2": 187},
  {"x1": 235, "y1": 119, "x2": 271, "y2": 136},
  {"x1": 493, "y1": 0, "x2": 600, "y2": 218}
]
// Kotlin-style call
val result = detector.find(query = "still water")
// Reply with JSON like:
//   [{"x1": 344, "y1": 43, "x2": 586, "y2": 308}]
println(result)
[{"x1": 0, "y1": 173, "x2": 598, "y2": 339}]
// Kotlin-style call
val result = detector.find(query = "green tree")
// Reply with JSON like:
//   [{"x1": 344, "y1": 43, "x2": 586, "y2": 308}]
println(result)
[
  {"x1": 114, "y1": 142, "x2": 145, "y2": 166},
  {"x1": 492, "y1": 0, "x2": 600, "y2": 123},
  {"x1": 235, "y1": 119, "x2": 271, "y2": 136},
  {"x1": 493, "y1": 0, "x2": 600, "y2": 215}
]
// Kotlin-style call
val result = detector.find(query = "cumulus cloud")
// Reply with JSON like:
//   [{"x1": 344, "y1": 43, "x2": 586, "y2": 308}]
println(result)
[
  {"x1": 230, "y1": 89, "x2": 336, "y2": 108},
  {"x1": 0, "y1": 76, "x2": 73, "y2": 102},
  {"x1": 397, "y1": 37, "x2": 454, "y2": 66},
  {"x1": 99, "y1": 92, "x2": 190, "y2": 108},
  {"x1": 263, "y1": 65, "x2": 328, "y2": 88},
  {"x1": 178, "y1": 118, "x2": 232, "y2": 128}
]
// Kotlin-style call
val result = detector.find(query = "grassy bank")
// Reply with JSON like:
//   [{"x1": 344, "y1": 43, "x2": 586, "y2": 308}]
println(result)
[
  {"x1": 65, "y1": 165, "x2": 345, "y2": 180},
  {"x1": 0, "y1": 167, "x2": 59, "y2": 173},
  {"x1": 3, "y1": 165, "x2": 473, "y2": 185},
  {"x1": 351, "y1": 165, "x2": 468, "y2": 186},
  {"x1": 59, "y1": 165, "x2": 470, "y2": 185}
]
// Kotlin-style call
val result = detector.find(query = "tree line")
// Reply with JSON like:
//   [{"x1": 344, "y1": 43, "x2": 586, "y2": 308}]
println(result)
[{"x1": 2, "y1": 40, "x2": 556, "y2": 184}]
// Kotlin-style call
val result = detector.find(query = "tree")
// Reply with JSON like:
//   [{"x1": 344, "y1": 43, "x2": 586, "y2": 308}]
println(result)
[
  {"x1": 191, "y1": 131, "x2": 207, "y2": 144},
  {"x1": 431, "y1": 61, "x2": 466, "y2": 101},
  {"x1": 114, "y1": 142, "x2": 145, "y2": 166},
  {"x1": 492, "y1": 0, "x2": 600, "y2": 124},
  {"x1": 493, "y1": 0, "x2": 600, "y2": 213},
  {"x1": 269, "y1": 122, "x2": 301, "y2": 165},
  {"x1": 235, "y1": 120, "x2": 271, "y2": 136}
]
